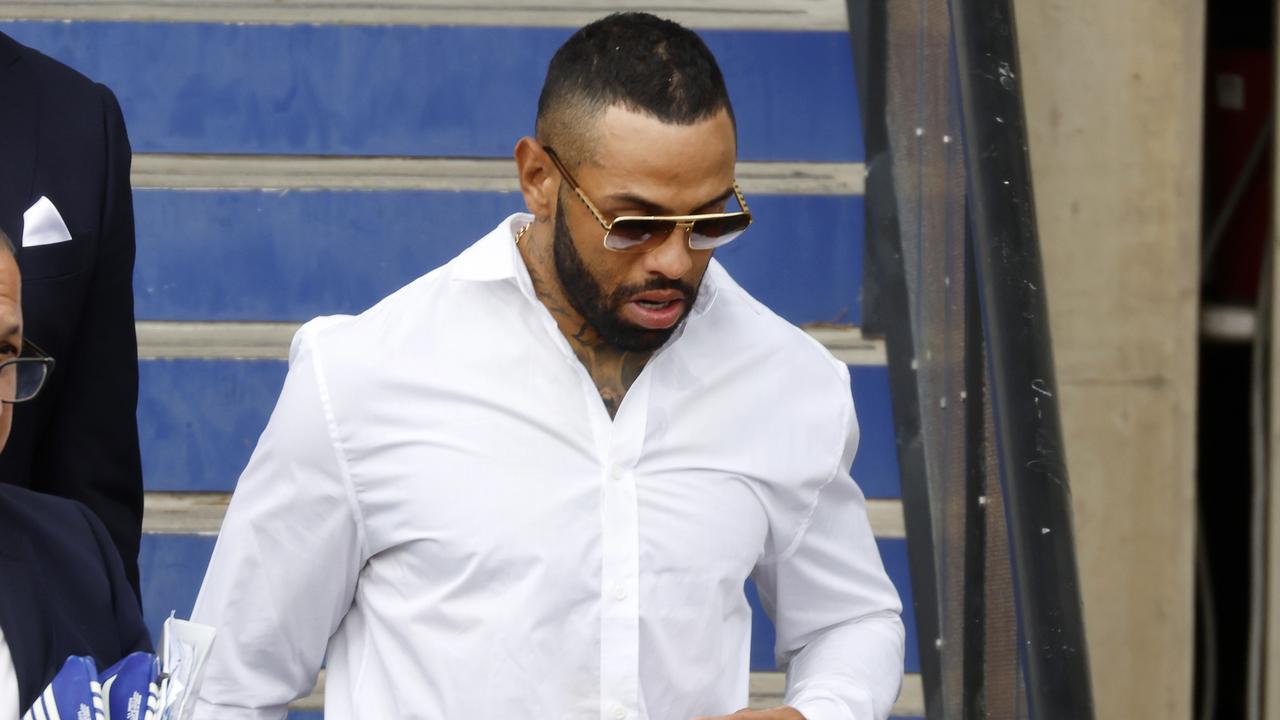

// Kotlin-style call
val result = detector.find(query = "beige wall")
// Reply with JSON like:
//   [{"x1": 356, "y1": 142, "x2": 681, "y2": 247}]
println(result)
[{"x1": 1011, "y1": 1, "x2": 1204, "y2": 718}]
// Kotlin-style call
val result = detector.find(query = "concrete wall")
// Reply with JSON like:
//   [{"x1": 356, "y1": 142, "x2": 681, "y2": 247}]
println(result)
[{"x1": 1011, "y1": 1, "x2": 1204, "y2": 718}]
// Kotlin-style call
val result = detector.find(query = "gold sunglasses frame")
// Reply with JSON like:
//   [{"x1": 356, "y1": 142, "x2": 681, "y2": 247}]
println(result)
[{"x1": 542, "y1": 145, "x2": 753, "y2": 253}]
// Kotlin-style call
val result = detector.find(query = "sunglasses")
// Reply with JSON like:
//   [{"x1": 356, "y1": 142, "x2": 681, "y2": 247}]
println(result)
[{"x1": 542, "y1": 145, "x2": 753, "y2": 253}]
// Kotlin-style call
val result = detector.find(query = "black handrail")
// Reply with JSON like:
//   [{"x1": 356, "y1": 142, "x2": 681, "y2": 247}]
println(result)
[{"x1": 948, "y1": 1, "x2": 1095, "y2": 717}]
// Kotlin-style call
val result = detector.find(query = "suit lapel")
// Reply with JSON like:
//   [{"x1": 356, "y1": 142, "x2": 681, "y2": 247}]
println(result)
[
  {"x1": 0, "y1": 517, "x2": 53, "y2": 714},
  {"x1": 0, "y1": 33, "x2": 38, "y2": 248}
]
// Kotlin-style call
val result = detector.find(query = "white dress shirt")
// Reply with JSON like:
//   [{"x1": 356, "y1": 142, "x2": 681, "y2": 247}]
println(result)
[
  {"x1": 191, "y1": 213, "x2": 904, "y2": 720},
  {"x1": 0, "y1": 628, "x2": 17, "y2": 720}
]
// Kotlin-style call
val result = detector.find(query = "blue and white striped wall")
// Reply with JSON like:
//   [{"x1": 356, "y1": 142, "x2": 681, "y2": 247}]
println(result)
[{"x1": 0, "y1": 3, "x2": 922, "y2": 717}]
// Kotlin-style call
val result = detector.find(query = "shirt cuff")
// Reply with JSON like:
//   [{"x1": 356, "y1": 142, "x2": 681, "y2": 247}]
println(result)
[{"x1": 790, "y1": 693, "x2": 852, "y2": 720}]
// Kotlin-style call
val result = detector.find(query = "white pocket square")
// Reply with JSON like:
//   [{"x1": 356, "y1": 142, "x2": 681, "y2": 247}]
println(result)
[{"x1": 22, "y1": 196, "x2": 72, "y2": 248}]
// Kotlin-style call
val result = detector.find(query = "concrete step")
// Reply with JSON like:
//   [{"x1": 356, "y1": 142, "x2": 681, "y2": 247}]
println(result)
[
  {"x1": 135, "y1": 321, "x2": 886, "y2": 364},
  {"x1": 282, "y1": 669, "x2": 924, "y2": 715},
  {"x1": 131, "y1": 155, "x2": 865, "y2": 195},
  {"x1": 142, "y1": 491, "x2": 907, "y2": 538},
  {"x1": 0, "y1": 0, "x2": 849, "y2": 30}
]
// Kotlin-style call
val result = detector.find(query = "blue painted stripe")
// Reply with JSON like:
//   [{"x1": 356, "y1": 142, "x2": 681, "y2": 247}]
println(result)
[
  {"x1": 139, "y1": 534, "x2": 917, "y2": 674},
  {"x1": 0, "y1": 21, "x2": 862, "y2": 162},
  {"x1": 139, "y1": 533, "x2": 210, "y2": 644},
  {"x1": 133, "y1": 190, "x2": 863, "y2": 326},
  {"x1": 851, "y1": 366, "x2": 902, "y2": 498},
  {"x1": 883, "y1": 537, "x2": 920, "y2": 673},
  {"x1": 140, "y1": 361, "x2": 897, "y2": 498},
  {"x1": 139, "y1": 359, "x2": 286, "y2": 492}
]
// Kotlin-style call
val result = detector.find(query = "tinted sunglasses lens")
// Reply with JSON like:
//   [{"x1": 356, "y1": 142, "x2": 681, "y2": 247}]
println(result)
[
  {"x1": 690, "y1": 214, "x2": 751, "y2": 250},
  {"x1": 604, "y1": 219, "x2": 678, "y2": 251}
]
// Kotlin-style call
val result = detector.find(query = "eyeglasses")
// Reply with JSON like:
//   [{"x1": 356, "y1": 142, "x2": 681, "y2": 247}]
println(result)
[
  {"x1": 542, "y1": 145, "x2": 753, "y2": 253},
  {"x1": 0, "y1": 338, "x2": 54, "y2": 404}
]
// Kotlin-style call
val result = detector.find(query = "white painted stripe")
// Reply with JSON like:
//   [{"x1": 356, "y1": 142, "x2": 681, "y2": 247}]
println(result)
[
  {"x1": 136, "y1": 321, "x2": 297, "y2": 360},
  {"x1": 144, "y1": 492, "x2": 904, "y2": 538},
  {"x1": 137, "y1": 321, "x2": 886, "y2": 364},
  {"x1": 282, "y1": 671, "x2": 923, "y2": 715},
  {"x1": 143, "y1": 493, "x2": 229, "y2": 535},
  {"x1": 865, "y1": 498, "x2": 905, "y2": 539},
  {"x1": 129, "y1": 155, "x2": 864, "y2": 196},
  {"x1": 896, "y1": 672, "x2": 928, "y2": 716},
  {"x1": 805, "y1": 325, "x2": 887, "y2": 365},
  {"x1": 0, "y1": 1, "x2": 849, "y2": 31}
]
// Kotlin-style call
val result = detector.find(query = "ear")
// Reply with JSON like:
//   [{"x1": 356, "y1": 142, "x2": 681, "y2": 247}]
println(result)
[{"x1": 514, "y1": 137, "x2": 558, "y2": 222}]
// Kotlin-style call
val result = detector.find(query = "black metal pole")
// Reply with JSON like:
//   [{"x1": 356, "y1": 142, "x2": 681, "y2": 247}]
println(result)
[{"x1": 947, "y1": 1, "x2": 1095, "y2": 717}]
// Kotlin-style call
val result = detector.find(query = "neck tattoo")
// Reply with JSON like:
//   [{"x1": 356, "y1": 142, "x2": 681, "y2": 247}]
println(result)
[{"x1": 517, "y1": 221, "x2": 652, "y2": 419}]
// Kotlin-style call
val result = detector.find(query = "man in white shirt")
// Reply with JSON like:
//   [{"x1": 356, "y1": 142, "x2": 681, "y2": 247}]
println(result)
[{"x1": 191, "y1": 11, "x2": 904, "y2": 720}]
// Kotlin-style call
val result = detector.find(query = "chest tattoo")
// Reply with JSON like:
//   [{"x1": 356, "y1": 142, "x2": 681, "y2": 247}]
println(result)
[
  {"x1": 520, "y1": 228, "x2": 653, "y2": 418},
  {"x1": 567, "y1": 328, "x2": 649, "y2": 418}
]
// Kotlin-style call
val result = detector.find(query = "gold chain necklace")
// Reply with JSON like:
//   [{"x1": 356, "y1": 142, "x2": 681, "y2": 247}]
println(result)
[{"x1": 515, "y1": 223, "x2": 530, "y2": 245}]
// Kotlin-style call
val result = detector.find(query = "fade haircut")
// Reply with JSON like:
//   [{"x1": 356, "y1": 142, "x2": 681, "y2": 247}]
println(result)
[{"x1": 535, "y1": 12, "x2": 736, "y2": 168}]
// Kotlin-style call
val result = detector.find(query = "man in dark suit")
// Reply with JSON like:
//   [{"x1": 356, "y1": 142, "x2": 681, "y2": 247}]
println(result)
[
  {"x1": 0, "y1": 233, "x2": 150, "y2": 718},
  {"x1": 0, "y1": 31, "x2": 144, "y2": 598}
]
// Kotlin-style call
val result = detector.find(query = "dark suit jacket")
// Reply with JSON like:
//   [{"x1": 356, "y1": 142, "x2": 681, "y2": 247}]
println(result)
[
  {"x1": 0, "y1": 484, "x2": 151, "y2": 714},
  {"x1": 0, "y1": 32, "x2": 143, "y2": 597}
]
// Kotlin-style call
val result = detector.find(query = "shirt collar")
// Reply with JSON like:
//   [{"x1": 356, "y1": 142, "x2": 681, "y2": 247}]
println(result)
[
  {"x1": 452, "y1": 212, "x2": 719, "y2": 318},
  {"x1": 449, "y1": 212, "x2": 527, "y2": 283}
]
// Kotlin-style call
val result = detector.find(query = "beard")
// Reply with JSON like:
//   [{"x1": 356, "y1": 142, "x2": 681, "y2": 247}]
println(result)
[{"x1": 552, "y1": 202, "x2": 699, "y2": 353}]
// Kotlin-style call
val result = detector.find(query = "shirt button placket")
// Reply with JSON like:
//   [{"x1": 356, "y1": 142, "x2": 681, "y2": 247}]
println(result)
[{"x1": 599, "y1": 460, "x2": 639, "y2": 720}]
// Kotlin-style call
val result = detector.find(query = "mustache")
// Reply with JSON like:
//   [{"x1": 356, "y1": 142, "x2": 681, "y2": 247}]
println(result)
[{"x1": 609, "y1": 277, "x2": 698, "y2": 305}]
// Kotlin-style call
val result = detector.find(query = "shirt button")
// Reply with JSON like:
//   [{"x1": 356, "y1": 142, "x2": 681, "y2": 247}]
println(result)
[
  {"x1": 613, "y1": 583, "x2": 627, "y2": 600},
  {"x1": 609, "y1": 466, "x2": 623, "y2": 481},
  {"x1": 613, "y1": 707, "x2": 626, "y2": 720}
]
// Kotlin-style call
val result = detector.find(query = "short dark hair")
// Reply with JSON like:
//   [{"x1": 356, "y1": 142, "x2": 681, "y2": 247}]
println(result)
[{"x1": 536, "y1": 12, "x2": 735, "y2": 166}]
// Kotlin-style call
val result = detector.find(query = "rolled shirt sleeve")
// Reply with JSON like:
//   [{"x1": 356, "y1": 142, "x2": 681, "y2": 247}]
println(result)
[
  {"x1": 191, "y1": 322, "x2": 366, "y2": 720},
  {"x1": 751, "y1": 390, "x2": 906, "y2": 720}
]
